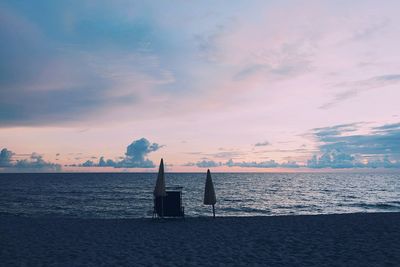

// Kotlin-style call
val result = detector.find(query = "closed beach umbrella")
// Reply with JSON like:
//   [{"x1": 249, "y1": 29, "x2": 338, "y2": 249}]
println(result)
[
  {"x1": 154, "y1": 158, "x2": 166, "y2": 197},
  {"x1": 154, "y1": 159, "x2": 167, "y2": 217},
  {"x1": 204, "y1": 169, "x2": 216, "y2": 218}
]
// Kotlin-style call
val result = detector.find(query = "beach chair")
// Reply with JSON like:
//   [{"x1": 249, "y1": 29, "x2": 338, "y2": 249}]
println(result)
[{"x1": 153, "y1": 186, "x2": 185, "y2": 218}]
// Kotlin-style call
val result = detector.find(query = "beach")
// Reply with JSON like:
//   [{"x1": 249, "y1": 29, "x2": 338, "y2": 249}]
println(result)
[{"x1": 1, "y1": 212, "x2": 399, "y2": 266}]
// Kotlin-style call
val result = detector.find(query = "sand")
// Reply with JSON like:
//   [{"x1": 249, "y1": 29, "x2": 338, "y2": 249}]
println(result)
[{"x1": 1, "y1": 212, "x2": 399, "y2": 266}]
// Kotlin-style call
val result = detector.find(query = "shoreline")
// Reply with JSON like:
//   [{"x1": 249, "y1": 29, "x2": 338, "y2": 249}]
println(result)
[
  {"x1": 1, "y1": 210, "x2": 399, "y2": 220},
  {"x1": 1, "y1": 212, "x2": 400, "y2": 266}
]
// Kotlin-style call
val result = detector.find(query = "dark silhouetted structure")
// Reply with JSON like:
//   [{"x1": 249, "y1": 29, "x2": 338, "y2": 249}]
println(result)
[{"x1": 153, "y1": 186, "x2": 185, "y2": 218}]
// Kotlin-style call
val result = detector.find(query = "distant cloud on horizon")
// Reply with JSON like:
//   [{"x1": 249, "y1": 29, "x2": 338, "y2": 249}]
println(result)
[
  {"x1": 183, "y1": 158, "x2": 300, "y2": 169},
  {"x1": 0, "y1": 148, "x2": 61, "y2": 172},
  {"x1": 181, "y1": 122, "x2": 400, "y2": 169},
  {"x1": 307, "y1": 122, "x2": 400, "y2": 168},
  {"x1": 78, "y1": 138, "x2": 163, "y2": 168},
  {"x1": 183, "y1": 160, "x2": 222, "y2": 168}
]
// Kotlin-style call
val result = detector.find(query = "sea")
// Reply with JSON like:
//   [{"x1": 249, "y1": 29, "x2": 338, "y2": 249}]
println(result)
[{"x1": 0, "y1": 172, "x2": 399, "y2": 218}]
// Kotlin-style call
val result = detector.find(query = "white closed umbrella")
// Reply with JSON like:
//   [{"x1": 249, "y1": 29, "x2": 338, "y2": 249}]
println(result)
[
  {"x1": 204, "y1": 169, "x2": 216, "y2": 218},
  {"x1": 154, "y1": 158, "x2": 167, "y2": 217}
]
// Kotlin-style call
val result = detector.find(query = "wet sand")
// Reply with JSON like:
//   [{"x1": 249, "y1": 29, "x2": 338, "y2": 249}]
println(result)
[{"x1": 1, "y1": 212, "x2": 399, "y2": 266}]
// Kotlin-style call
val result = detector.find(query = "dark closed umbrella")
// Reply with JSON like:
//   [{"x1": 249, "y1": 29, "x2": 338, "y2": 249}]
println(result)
[
  {"x1": 154, "y1": 159, "x2": 167, "y2": 217},
  {"x1": 204, "y1": 169, "x2": 216, "y2": 218}
]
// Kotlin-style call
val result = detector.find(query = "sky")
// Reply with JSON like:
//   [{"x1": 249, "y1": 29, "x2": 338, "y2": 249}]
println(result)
[{"x1": 0, "y1": 0, "x2": 399, "y2": 172}]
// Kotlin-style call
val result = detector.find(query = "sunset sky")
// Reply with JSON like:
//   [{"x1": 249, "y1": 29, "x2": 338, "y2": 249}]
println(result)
[{"x1": 1, "y1": 0, "x2": 399, "y2": 172}]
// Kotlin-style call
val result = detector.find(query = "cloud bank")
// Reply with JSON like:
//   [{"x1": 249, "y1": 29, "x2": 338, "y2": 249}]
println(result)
[
  {"x1": 184, "y1": 158, "x2": 300, "y2": 169},
  {"x1": 307, "y1": 122, "x2": 400, "y2": 168},
  {"x1": 0, "y1": 148, "x2": 61, "y2": 172},
  {"x1": 183, "y1": 122, "x2": 400, "y2": 169},
  {"x1": 0, "y1": 148, "x2": 13, "y2": 167},
  {"x1": 79, "y1": 138, "x2": 162, "y2": 168}
]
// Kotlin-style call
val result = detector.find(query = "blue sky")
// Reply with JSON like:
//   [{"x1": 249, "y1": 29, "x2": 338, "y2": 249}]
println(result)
[{"x1": 0, "y1": 1, "x2": 399, "y2": 171}]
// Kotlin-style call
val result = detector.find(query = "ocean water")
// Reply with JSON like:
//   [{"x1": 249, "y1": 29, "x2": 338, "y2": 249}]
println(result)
[{"x1": 0, "y1": 172, "x2": 399, "y2": 218}]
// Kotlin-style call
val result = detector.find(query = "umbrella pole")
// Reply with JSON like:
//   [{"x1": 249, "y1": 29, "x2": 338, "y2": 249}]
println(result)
[
  {"x1": 161, "y1": 196, "x2": 164, "y2": 218},
  {"x1": 212, "y1": 204, "x2": 215, "y2": 219}
]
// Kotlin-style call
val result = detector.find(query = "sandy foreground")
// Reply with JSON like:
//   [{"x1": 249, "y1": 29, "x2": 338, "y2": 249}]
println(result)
[{"x1": 1, "y1": 213, "x2": 399, "y2": 267}]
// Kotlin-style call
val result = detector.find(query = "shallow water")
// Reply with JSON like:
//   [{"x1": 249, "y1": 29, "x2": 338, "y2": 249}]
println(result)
[{"x1": 0, "y1": 172, "x2": 399, "y2": 218}]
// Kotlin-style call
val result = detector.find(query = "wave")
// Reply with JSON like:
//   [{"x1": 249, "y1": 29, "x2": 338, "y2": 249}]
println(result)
[
  {"x1": 340, "y1": 202, "x2": 400, "y2": 210},
  {"x1": 221, "y1": 206, "x2": 271, "y2": 214}
]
